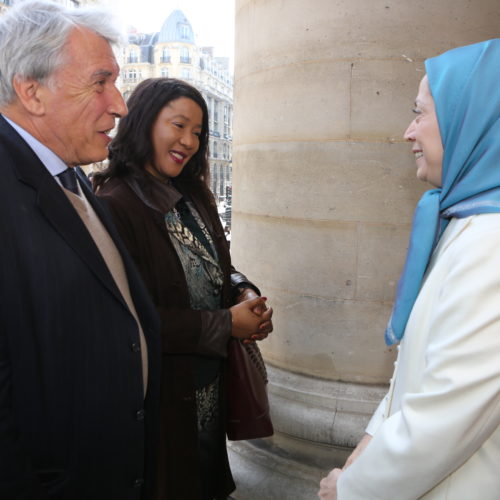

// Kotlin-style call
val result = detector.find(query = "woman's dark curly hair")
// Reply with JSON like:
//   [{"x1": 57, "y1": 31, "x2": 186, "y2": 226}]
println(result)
[{"x1": 94, "y1": 78, "x2": 210, "y2": 189}]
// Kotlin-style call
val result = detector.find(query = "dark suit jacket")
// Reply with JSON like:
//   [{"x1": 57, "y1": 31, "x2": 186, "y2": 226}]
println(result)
[{"x1": 0, "y1": 115, "x2": 161, "y2": 500}]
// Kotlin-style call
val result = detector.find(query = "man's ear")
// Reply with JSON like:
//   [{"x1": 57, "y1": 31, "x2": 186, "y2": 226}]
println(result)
[{"x1": 12, "y1": 76, "x2": 47, "y2": 116}]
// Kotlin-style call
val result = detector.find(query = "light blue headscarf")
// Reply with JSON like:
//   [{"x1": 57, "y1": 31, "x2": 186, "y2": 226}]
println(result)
[{"x1": 385, "y1": 39, "x2": 500, "y2": 345}]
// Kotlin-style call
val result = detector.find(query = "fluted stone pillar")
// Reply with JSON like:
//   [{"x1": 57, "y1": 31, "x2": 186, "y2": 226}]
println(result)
[{"x1": 229, "y1": 1, "x2": 500, "y2": 498}]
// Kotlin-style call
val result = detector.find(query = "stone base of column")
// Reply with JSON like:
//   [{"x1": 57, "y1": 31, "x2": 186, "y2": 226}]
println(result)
[
  {"x1": 228, "y1": 433, "x2": 348, "y2": 500},
  {"x1": 228, "y1": 364, "x2": 387, "y2": 499}
]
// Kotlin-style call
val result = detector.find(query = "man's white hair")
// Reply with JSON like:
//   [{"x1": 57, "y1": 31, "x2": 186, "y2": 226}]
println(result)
[{"x1": 0, "y1": 0, "x2": 124, "y2": 107}]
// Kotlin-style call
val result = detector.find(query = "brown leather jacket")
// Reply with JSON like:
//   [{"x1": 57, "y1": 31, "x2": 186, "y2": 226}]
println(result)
[{"x1": 98, "y1": 175, "x2": 257, "y2": 499}]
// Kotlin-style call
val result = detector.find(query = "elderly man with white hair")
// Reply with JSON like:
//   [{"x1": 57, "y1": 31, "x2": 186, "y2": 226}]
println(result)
[{"x1": 0, "y1": 2, "x2": 161, "y2": 499}]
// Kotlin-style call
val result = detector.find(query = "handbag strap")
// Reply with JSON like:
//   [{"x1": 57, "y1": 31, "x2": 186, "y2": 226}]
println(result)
[{"x1": 243, "y1": 342, "x2": 268, "y2": 383}]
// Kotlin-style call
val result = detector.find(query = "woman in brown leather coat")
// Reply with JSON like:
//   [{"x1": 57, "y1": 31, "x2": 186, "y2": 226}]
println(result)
[{"x1": 94, "y1": 78, "x2": 273, "y2": 500}]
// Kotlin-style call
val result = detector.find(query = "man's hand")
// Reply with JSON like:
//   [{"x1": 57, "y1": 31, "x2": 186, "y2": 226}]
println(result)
[{"x1": 318, "y1": 468, "x2": 342, "y2": 500}]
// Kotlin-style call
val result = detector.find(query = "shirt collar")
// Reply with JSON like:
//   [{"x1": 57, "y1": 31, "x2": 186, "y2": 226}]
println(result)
[{"x1": 3, "y1": 115, "x2": 68, "y2": 176}]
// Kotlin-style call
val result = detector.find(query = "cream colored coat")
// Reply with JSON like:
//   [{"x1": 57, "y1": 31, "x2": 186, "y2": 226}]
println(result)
[{"x1": 338, "y1": 214, "x2": 500, "y2": 499}]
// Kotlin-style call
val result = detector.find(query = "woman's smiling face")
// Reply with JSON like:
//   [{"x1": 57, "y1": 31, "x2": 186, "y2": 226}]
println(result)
[
  {"x1": 404, "y1": 75, "x2": 444, "y2": 188},
  {"x1": 146, "y1": 97, "x2": 203, "y2": 179}
]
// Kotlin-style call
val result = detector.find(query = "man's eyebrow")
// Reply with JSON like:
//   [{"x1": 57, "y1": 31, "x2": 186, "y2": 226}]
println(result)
[{"x1": 91, "y1": 69, "x2": 113, "y2": 79}]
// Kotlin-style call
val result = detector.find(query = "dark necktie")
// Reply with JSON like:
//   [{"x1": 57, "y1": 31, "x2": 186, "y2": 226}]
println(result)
[{"x1": 57, "y1": 168, "x2": 79, "y2": 195}]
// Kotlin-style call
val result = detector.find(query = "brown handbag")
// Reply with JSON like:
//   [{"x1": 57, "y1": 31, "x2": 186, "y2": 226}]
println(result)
[{"x1": 226, "y1": 338, "x2": 274, "y2": 440}]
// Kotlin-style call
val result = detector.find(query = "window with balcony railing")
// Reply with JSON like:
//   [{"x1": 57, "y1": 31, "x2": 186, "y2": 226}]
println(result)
[
  {"x1": 128, "y1": 50, "x2": 139, "y2": 64},
  {"x1": 160, "y1": 48, "x2": 170, "y2": 63},
  {"x1": 180, "y1": 48, "x2": 191, "y2": 64},
  {"x1": 123, "y1": 69, "x2": 138, "y2": 83}
]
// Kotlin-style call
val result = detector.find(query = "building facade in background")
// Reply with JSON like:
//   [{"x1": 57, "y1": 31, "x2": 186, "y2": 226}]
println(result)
[
  {"x1": 120, "y1": 9, "x2": 234, "y2": 205},
  {"x1": 0, "y1": 0, "x2": 12, "y2": 14}
]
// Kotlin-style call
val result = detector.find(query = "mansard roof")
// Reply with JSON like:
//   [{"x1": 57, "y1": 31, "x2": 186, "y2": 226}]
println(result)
[{"x1": 158, "y1": 9, "x2": 195, "y2": 44}]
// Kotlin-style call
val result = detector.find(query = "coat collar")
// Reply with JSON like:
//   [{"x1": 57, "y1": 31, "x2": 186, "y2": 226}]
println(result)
[
  {"x1": 110, "y1": 172, "x2": 225, "y2": 268},
  {"x1": 119, "y1": 173, "x2": 218, "y2": 237},
  {"x1": 430, "y1": 216, "x2": 474, "y2": 264},
  {"x1": 125, "y1": 171, "x2": 182, "y2": 215}
]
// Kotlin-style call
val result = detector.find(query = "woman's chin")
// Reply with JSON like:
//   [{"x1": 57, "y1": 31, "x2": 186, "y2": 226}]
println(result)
[{"x1": 416, "y1": 167, "x2": 428, "y2": 184}]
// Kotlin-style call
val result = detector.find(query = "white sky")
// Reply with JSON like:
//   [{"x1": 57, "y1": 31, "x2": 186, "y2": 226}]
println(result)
[{"x1": 104, "y1": 0, "x2": 235, "y2": 66}]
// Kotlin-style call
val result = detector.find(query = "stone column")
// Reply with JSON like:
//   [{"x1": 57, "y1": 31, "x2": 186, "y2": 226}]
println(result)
[{"x1": 229, "y1": 1, "x2": 500, "y2": 498}]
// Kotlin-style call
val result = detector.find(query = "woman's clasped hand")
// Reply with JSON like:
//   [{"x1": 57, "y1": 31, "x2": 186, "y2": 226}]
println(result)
[{"x1": 230, "y1": 293, "x2": 273, "y2": 342}]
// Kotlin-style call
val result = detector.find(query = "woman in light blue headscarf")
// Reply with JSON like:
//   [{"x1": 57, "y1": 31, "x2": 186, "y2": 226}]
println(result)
[{"x1": 319, "y1": 39, "x2": 500, "y2": 500}]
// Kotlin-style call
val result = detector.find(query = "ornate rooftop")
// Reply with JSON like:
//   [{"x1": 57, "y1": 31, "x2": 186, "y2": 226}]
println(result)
[{"x1": 158, "y1": 9, "x2": 195, "y2": 44}]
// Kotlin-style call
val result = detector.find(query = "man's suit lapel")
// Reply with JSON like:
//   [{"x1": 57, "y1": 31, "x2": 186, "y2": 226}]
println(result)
[
  {"x1": 79, "y1": 173, "x2": 160, "y2": 332},
  {"x1": 38, "y1": 181, "x2": 131, "y2": 310},
  {"x1": 77, "y1": 170, "x2": 148, "y2": 300},
  {"x1": 0, "y1": 115, "x2": 127, "y2": 310}
]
